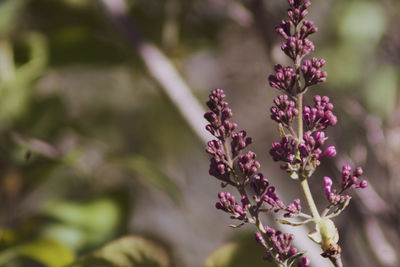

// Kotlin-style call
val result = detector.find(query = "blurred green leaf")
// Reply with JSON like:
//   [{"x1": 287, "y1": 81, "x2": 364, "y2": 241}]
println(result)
[
  {"x1": 364, "y1": 65, "x2": 398, "y2": 117},
  {"x1": 205, "y1": 237, "x2": 278, "y2": 267},
  {"x1": 0, "y1": 32, "x2": 48, "y2": 124},
  {"x1": 74, "y1": 236, "x2": 170, "y2": 267},
  {"x1": 41, "y1": 197, "x2": 122, "y2": 250},
  {"x1": 323, "y1": 44, "x2": 364, "y2": 88},
  {"x1": 124, "y1": 155, "x2": 181, "y2": 205},
  {"x1": 0, "y1": 239, "x2": 74, "y2": 266},
  {"x1": 41, "y1": 224, "x2": 87, "y2": 252},
  {"x1": 20, "y1": 239, "x2": 75, "y2": 266},
  {"x1": 337, "y1": 1, "x2": 386, "y2": 44}
]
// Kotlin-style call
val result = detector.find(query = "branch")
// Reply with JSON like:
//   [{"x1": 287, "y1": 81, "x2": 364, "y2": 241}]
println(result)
[{"x1": 97, "y1": 0, "x2": 212, "y2": 144}]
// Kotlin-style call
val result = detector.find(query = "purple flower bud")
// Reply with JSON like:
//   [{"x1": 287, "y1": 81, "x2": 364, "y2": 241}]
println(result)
[
  {"x1": 289, "y1": 247, "x2": 298, "y2": 256},
  {"x1": 231, "y1": 130, "x2": 252, "y2": 158},
  {"x1": 298, "y1": 256, "x2": 311, "y2": 267},
  {"x1": 284, "y1": 198, "x2": 301, "y2": 217},
  {"x1": 314, "y1": 131, "x2": 326, "y2": 145},
  {"x1": 255, "y1": 231, "x2": 264, "y2": 243},
  {"x1": 323, "y1": 145, "x2": 337, "y2": 158},
  {"x1": 354, "y1": 167, "x2": 363, "y2": 176},
  {"x1": 323, "y1": 176, "x2": 333, "y2": 198},
  {"x1": 238, "y1": 151, "x2": 260, "y2": 177},
  {"x1": 359, "y1": 179, "x2": 368, "y2": 188},
  {"x1": 241, "y1": 195, "x2": 250, "y2": 207},
  {"x1": 340, "y1": 164, "x2": 368, "y2": 191}
]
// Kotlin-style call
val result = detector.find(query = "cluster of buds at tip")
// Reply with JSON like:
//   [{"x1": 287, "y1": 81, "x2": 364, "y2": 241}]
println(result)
[
  {"x1": 281, "y1": 36, "x2": 315, "y2": 61},
  {"x1": 250, "y1": 173, "x2": 285, "y2": 212},
  {"x1": 270, "y1": 131, "x2": 336, "y2": 178},
  {"x1": 323, "y1": 176, "x2": 350, "y2": 206},
  {"x1": 206, "y1": 139, "x2": 232, "y2": 184},
  {"x1": 255, "y1": 226, "x2": 309, "y2": 266},
  {"x1": 204, "y1": 89, "x2": 237, "y2": 141},
  {"x1": 284, "y1": 198, "x2": 301, "y2": 218},
  {"x1": 341, "y1": 164, "x2": 368, "y2": 190},
  {"x1": 323, "y1": 164, "x2": 368, "y2": 206},
  {"x1": 268, "y1": 65, "x2": 296, "y2": 95},
  {"x1": 303, "y1": 95, "x2": 337, "y2": 131},
  {"x1": 270, "y1": 95, "x2": 298, "y2": 127},
  {"x1": 302, "y1": 58, "x2": 327, "y2": 86},
  {"x1": 231, "y1": 130, "x2": 252, "y2": 158},
  {"x1": 287, "y1": 0, "x2": 311, "y2": 26},
  {"x1": 238, "y1": 151, "x2": 260, "y2": 177},
  {"x1": 215, "y1": 192, "x2": 247, "y2": 220}
]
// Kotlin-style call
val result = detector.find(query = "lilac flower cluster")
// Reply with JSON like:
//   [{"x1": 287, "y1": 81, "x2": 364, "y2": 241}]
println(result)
[
  {"x1": 284, "y1": 198, "x2": 301, "y2": 218},
  {"x1": 205, "y1": 88, "x2": 288, "y2": 214},
  {"x1": 270, "y1": 1, "x2": 318, "y2": 96},
  {"x1": 255, "y1": 227, "x2": 297, "y2": 265},
  {"x1": 323, "y1": 165, "x2": 368, "y2": 206},
  {"x1": 204, "y1": 88, "x2": 306, "y2": 265},
  {"x1": 268, "y1": 65, "x2": 297, "y2": 95},
  {"x1": 302, "y1": 58, "x2": 327, "y2": 87},
  {"x1": 266, "y1": 0, "x2": 368, "y2": 264},
  {"x1": 215, "y1": 192, "x2": 247, "y2": 220},
  {"x1": 270, "y1": 131, "x2": 336, "y2": 177},
  {"x1": 270, "y1": 95, "x2": 298, "y2": 127},
  {"x1": 204, "y1": 89, "x2": 237, "y2": 141},
  {"x1": 204, "y1": 0, "x2": 368, "y2": 265},
  {"x1": 268, "y1": 0, "x2": 337, "y2": 182},
  {"x1": 303, "y1": 95, "x2": 337, "y2": 131},
  {"x1": 251, "y1": 173, "x2": 286, "y2": 212}
]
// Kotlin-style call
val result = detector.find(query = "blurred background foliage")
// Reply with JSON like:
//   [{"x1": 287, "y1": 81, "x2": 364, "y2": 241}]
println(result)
[{"x1": 0, "y1": 0, "x2": 399, "y2": 266}]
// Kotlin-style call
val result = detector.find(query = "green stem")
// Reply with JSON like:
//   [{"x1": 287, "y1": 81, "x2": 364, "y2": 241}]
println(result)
[
  {"x1": 297, "y1": 93, "x2": 303, "y2": 140},
  {"x1": 223, "y1": 141, "x2": 233, "y2": 168},
  {"x1": 300, "y1": 177, "x2": 320, "y2": 220},
  {"x1": 296, "y1": 83, "x2": 321, "y2": 222}
]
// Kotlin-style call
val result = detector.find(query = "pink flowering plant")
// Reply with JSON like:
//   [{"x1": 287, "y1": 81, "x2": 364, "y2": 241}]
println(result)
[{"x1": 204, "y1": 0, "x2": 368, "y2": 266}]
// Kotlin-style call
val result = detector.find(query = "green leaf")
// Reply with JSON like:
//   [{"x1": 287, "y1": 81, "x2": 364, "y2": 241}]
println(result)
[
  {"x1": 20, "y1": 239, "x2": 75, "y2": 266},
  {"x1": 308, "y1": 219, "x2": 339, "y2": 249},
  {"x1": 364, "y1": 65, "x2": 398, "y2": 117},
  {"x1": 289, "y1": 171, "x2": 299, "y2": 180},
  {"x1": 205, "y1": 240, "x2": 278, "y2": 267},
  {"x1": 337, "y1": 1, "x2": 386, "y2": 44},
  {"x1": 0, "y1": 32, "x2": 48, "y2": 123},
  {"x1": 308, "y1": 228, "x2": 322, "y2": 245},
  {"x1": 41, "y1": 224, "x2": 87, "y2": 251},
  {"x1": 123, "y1": 155, "x2": 181, "y2": 205},
  {"x1": 0, "y1": 239, "x2": 75, "y2": 266},
  {"x1": 277, "y1": 218, "x2": 312, "y2": 227},
  {"x1": 41, "y1": 197, "x2": 122, "y2": 250},
  {"x1": 74, "y1": 236, "x2": 170, "y2": 267},
  {"x1": 43, "y1": 198, "x2": 120, "y2": 231}
]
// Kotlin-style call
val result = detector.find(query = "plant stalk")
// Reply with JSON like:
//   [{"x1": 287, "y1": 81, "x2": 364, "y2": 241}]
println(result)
[{"x1": 296, "y1": 93, "x2": 320, "y2": 221}]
